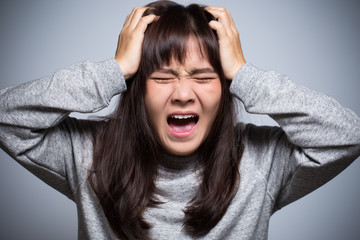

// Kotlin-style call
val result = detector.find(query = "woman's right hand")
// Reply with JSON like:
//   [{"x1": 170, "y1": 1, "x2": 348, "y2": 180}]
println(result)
[{"x1": 115, "y1": 7, "x2": 157, "y2": 80}]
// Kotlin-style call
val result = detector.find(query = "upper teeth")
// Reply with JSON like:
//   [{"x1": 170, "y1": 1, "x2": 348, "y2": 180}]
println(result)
[{"x1": 170, "y1": 115, "x2": 196, "y2": 119}]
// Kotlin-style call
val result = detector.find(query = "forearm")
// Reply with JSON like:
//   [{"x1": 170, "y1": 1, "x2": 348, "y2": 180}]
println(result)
[
  {"x1": 230, "y1": 63, "x2": 360, "y2": 149},
  {"x1": 231, "y1": 63, "x2": 360, "y2": 208},
  {"x1": 0, "y1": 58, "x2": 126, "y2": 155}
]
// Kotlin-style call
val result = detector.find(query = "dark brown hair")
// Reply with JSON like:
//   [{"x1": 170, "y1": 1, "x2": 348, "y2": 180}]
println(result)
[{"x1": 90, "y1": 1, "x2": 243, "y2": 239}]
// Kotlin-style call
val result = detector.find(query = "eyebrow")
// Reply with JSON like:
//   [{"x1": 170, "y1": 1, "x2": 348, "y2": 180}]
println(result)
[
  {"x1": 153, "y1": 68, "x2": 217, "y2": 76},
  {"x1": 189, "y1": 68, "x2": 217, "y2": 75}
]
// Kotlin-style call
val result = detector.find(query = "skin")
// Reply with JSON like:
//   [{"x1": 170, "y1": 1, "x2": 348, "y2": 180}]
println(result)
[
  {"x1": 144, "y1": 37, "x2": 222, "y2": 155},
  {"x1": 115, "y1": 5, "x2": 246, "y2": 155}
]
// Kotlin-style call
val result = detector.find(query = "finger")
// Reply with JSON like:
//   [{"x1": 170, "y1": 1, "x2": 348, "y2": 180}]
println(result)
[
  {"x1": 134, "y1": 14, "x2": 158, "y2": 34},
  {"x1": 205, "y1": 7, "x2": 236, "y2": 34},
  {"x1": 123, "y1": 7, "x2": 147, "y2": 28},
  {"x1": 208, "y1": 20, "x2": 229, "y2": 43},
  {"x1": 209, "y1": 9, "x2": 234, "y2": 30},
  {"x1": 205, "y1": 7, "x2": 231, "y2": 23},
  {"x1": 127, "y1": 7, "x2": 150, "y2": 30},
  {"x1": 123, "y1": 14, "x2": 130, "y2": 27},
  {"x1": 123, "y1": 7, "x2": 139, "y2": 28}
]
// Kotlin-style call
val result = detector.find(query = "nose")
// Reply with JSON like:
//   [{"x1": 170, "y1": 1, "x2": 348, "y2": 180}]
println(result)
[{"x1": 170, "y1": 79, "x2": 195, "y2": 105}]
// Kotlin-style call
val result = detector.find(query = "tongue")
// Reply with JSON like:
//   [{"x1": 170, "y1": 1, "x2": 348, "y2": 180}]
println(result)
[{"x1": 168, "y1": 118, "x2": 196, "y2": 133}]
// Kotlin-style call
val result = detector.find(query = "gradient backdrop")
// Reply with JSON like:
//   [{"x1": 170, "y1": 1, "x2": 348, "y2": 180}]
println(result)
[{"x1": 0, "y1": 0, "x2": 359, "y2": 239}]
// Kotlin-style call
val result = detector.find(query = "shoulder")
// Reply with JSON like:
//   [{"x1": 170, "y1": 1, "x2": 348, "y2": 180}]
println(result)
[{"x1": 235, "y1": 122, "x2": 292, "y2": 179}]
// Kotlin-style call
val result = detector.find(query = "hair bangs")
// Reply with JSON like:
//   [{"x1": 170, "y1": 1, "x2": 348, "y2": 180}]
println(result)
[{"x1": 140, "y1": 3, "x2": 221, "y2": 77}]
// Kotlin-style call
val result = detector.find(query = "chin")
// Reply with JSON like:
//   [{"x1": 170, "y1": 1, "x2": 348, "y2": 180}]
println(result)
[{"x1": 166, "y1": 149, "x2": 196, "y2": 156}]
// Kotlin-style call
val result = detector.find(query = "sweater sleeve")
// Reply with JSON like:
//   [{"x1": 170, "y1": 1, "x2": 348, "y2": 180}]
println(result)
[
  {"x1": 0, "y1": 58, "x2": 126, "y2": 199},
  {"x1": 230, "y1": 63, "x2": 360, "y2": 211}
]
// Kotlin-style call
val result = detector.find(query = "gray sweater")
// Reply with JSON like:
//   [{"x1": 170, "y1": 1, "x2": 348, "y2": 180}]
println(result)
[{"x1": 0, "y1": 59, "x2": 359, "y2": 239}]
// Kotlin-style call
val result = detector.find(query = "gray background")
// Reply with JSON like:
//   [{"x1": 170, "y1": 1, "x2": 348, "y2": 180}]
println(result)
[{"x1": 0, "y1": 0, "x2": 359, "y2": 239}]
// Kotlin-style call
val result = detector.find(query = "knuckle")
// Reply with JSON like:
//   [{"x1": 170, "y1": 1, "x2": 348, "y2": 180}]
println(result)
[
  {"x1": 219, "y1": 7, "x2": 227, "y2": 12},
  {"x1": 130, "y1": 7, "x2": 137, "y2": 14},
  {"x1": 134, "y1": 6, "x2": 146, "y2": 13}
]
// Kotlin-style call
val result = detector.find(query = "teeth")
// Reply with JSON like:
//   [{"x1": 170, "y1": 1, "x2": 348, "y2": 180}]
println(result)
[{"x1": 170, "y1": 114, "x2": 197, "y2": 119}]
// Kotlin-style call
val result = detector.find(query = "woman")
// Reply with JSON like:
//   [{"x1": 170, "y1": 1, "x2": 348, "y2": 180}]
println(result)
[{"x1": 0, "y1": 1, "x2": 359, "y2": 239}]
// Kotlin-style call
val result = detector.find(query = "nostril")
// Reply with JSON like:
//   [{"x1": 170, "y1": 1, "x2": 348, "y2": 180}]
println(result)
[
  {"x1": 171, "y1": 85, "x2": 196, "y2": 103},
  {"x1": 172, "y1": 98, "x2": 195, "y2": 104}
]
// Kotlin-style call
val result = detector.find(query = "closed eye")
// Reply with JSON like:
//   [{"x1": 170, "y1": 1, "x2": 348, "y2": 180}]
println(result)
[
  {"x1": 194, "y1": 77, "x2": 218, "y2": 82},
  {"x1": 150, "y1": 77, "x2": 175, "y2": 83}
]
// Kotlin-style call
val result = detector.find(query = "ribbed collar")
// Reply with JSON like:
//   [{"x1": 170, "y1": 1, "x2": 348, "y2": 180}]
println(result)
[{"x1": 159, "y1": 152, "x2": 199, "y2": 171}]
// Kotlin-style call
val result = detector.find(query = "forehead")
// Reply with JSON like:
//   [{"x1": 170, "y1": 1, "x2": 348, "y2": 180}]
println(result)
[{"x1": 162, "y1": 37, "x2": 213, "y2": 70}]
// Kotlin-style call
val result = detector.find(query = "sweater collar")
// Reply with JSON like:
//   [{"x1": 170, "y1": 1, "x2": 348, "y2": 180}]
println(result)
[{"x1": 159, "y1": 152, "x2": 199, "y2": 171}]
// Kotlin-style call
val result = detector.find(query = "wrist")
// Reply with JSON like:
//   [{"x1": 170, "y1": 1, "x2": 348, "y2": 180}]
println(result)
[
  {"x1": 115, "y1": 57, "x2": 132, "y2": 80},
  {"x1": 227, "y1": 59, "x2": 246, "y2": 80}
]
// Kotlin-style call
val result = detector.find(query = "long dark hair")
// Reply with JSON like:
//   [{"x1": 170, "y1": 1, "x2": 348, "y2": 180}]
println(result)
[{"x1": 90, "y1": 1, "x2": 244, "y2": 239}]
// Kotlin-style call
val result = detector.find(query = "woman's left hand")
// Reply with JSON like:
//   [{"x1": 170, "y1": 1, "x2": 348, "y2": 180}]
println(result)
[{"x1": 205, "y1": 7, "x2": 246, "y2": 80}]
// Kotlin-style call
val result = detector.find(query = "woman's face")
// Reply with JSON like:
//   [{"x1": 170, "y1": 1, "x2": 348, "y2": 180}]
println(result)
[{"x1": 145, "y1": 38, "x2": 222, "y2": 156}]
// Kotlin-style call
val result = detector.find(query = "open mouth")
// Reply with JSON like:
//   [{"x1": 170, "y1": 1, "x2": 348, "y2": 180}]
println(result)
[{"x1": 167, "y1": 114, "x2": 199, "y2": 133}]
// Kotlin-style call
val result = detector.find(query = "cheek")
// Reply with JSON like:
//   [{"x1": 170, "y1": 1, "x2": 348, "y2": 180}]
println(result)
[
  {"x1": 144, "y1": 82, "x2": 170, "y2": 127},
  {"x1": 198, "y1": 82, "x2": 222, "y2": 113}
]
